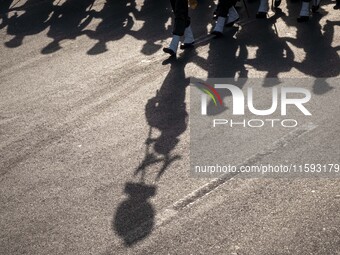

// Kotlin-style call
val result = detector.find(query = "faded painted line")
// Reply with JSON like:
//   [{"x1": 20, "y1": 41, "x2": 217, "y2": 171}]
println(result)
[
  {"x1": 173, "y1": 122, "x2": 318, "y2": 210},
  {"x1": 122, "y1": 122, "x2": 318, "y2": 244}
]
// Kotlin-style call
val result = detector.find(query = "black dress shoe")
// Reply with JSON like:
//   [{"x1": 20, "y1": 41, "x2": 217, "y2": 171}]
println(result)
[
  {"x1": 256, "y1": 12, "x2": 267, "y2": 18},
  {"x1": 163, "y1": 47, "x2": 176, "y2": 56},
  {"x1": 225, "y1": 18, "x2": 239, "y2": 27},
  {"x1": 211, "y1": 31, "x2": 223, "y2": 38},
  {"x1": 180, "y1": 42, "x2": 195, "y2": 50},
  {"x1": 297, "y1": 15, "x2": 309, "y2": 22}
]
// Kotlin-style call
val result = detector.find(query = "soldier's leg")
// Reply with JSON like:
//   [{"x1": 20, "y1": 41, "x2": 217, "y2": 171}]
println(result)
[
  {"x1": 164, "y1": 0, "x2": 194, "y2": 56},
  {"x1": 225, "y1": 6, "x2": 240, "y2": 27},
  {"x1": 297, "y1": 0, "x2": 311, "y2": 22},
  {"x1": 256, "y1": 0, "x2": 269, "y2": 18},
  {"x1": 171, "y1": 0, "x2": 189, "y2": 36},
  {"x1": 212, "y1": 0, "x2": 237, "y2": 36}
]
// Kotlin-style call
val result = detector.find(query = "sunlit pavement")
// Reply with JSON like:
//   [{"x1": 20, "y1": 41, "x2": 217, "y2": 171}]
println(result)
[{"x1": 0, "y1": 0, "x2": 339, "y2": 254}]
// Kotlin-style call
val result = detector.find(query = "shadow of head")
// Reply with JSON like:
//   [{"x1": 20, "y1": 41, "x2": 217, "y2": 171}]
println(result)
[{"x1": 113, "y1": 182, "x2": 156, "y2": 247}]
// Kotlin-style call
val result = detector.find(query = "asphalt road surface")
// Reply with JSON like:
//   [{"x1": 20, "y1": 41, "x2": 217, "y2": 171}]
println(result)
[{"x1": 0, "y1": 0, "x2": 339, "y2": 254}]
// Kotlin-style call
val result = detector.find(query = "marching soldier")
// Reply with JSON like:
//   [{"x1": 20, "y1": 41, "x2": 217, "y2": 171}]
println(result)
[{"x1": 163, "y1": 0, "x2": 195, "y2": 56}]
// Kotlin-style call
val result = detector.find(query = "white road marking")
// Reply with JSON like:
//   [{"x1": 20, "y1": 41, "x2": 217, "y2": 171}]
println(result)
[{"x1": 122, "y1": 122, "x2": 318, "y2": 243}]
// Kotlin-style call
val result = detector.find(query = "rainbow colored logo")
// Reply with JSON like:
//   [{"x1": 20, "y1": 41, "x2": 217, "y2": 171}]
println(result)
[{"x1": 195, "y1": 82, "x2": 222, "y2": 106}]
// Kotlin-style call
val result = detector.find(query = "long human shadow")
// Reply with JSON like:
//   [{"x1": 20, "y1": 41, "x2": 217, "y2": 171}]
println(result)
[
  {"x1": 41, "y1": 0, "x2": 96, "y2": 54},
  {"x1": 111, "y1": 1, "x2": 224, "y2": 245},
  {"x1": 112, "y1": 9, "x2": 250, "y2": 246},
  {"x1": 112, "y1": 17, "x2": 250, "y2": 243},
  {"x1": 4, "y1": 0, "x2": 54, "y2": 48},
  {"x1": 113, "y1": 50, "x2": 196, "y2": 246}
]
